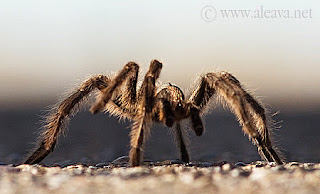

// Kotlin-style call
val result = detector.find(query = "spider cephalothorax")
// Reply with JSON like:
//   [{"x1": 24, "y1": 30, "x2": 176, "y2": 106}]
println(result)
[{"x1": 24, "y1": 60, "x2": 283, "y2": 166}]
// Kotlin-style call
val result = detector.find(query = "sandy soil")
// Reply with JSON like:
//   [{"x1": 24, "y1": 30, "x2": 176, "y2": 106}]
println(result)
[{"x1": 1, "y1": 161, "x2": 320, "y2": 194}]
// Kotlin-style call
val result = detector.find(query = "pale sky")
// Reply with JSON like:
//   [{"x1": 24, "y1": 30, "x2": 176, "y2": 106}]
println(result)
[{"x1": 0, "y1": 1, "x2": 319, "y2": 110}]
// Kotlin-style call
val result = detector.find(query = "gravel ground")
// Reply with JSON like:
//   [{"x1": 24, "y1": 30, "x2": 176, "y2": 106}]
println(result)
[{"x1": 1, "y1": 160, "x2": 320, "y2": 194}]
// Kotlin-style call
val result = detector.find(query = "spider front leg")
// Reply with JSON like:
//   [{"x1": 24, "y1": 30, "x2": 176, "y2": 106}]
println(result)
[
  {"x1": 215, "y1": 72, "x2": 283, "y2": 164},
  {"x1": 129, "y1": 60, "x2": 163, "y2": 166},
  {"x1": 90, "y1": 62, "x2": 139, "y2": 114},
  {"x1": 24, "y1": 75, "x2": 110, "y2": 164},
  {"x1": 189, "y1": 72, "x2": 283, "y2": 164}
]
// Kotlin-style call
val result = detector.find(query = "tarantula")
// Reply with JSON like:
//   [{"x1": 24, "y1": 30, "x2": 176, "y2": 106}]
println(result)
[{"x1": 24, "y1": 59, "x2": 283, "y2": 166}]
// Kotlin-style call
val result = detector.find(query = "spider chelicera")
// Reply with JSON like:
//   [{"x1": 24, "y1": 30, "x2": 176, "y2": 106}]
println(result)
[{"x1": 24, "y1": 60, "x2": 283, "y2": 166}]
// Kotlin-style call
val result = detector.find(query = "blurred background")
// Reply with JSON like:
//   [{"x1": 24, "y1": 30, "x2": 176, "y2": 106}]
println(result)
[{"x1": 0, "y1": 1, "x2": 319, "y2": 165}]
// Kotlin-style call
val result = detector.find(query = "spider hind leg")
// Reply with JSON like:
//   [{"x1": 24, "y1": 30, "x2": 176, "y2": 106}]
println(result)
[{"x1": 24, "y1": 75, "x2": 110, "y2": 164}]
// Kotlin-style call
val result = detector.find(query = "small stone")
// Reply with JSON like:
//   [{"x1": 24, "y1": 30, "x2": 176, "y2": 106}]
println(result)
[
  {"x1": 1, "y1": 165, "x2": 20, "y2": 173},
  {"x1": 289, "y1": 162, "x2": 300, "y2": 166},
  {"x1": 47, "y1": 174, "x2": 71, "y2": 190},
  {"x1": 95, "y1": 163, "x2": 108, "y2": 168},
  {"x1": 267, "y1": 162, "x2": 277, "y2": 167},
  {"x1": 179, "y1": 172, "x2": 195, "y2": 184},
  {"x1": 222, "y1": 163, "x2": 232, "y2": 171},
  {"x1": 111, "y1": 156, "x2": 129, "y2": 164},
  {"x1": 231, "y1": 168, "x2": 250, "y2": 177},
  {"x1": 154, "y1": 160, "x2": 174, "y2": 166},
  {"x1": 66, "y1": 164, "x2": 83, "y2": 169},
  {"x1": 212, "y1": 166, "x2": 221, "y2": 173},
  {"x1": 161, "y1": 174, "x2": 176, "y2": 182},
  {"x1": 286, "y1": 162, "x2": 300, "y2": 169},
  {"x1": 303, "y1": 163, "x2": 315, "y2": 169},
  {"x1": 250, "y1": 168, "x2": 269, "y2": 181},
  {"x1": 121, "y1": 167, "x2": 151, "y2": 179},
  {"x1": 272, "y1": 165, "x2": 286, "y2": 171},
  {"x1": 255, "y1": 161, "x2": 267, "y2": 168},
  {"x1": 185, "y1": 161, "x2": 211, "y2": 167},
  {"x1": 45, "y1": 167, "x2": 61, "y2": 175},
  {"x1": 16, "y1": 164, "x2": 45, "y2": 175},
  {"x1": 235, "y1": 162, "x2": 247, "y2": 167},
  {"x1": 169, "y1": 159, "x2": 184, "y2": 164}
]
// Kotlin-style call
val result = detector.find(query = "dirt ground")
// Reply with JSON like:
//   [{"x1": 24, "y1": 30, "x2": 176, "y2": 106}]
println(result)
[{"x1": 1, "y1": 161, "x2": 320, "y2": 194}]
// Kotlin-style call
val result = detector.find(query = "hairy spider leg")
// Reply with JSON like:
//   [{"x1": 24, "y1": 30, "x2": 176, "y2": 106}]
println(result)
[
  {"x1": 129, "y1": 60, "x2": 163, "y2": 166},
  {"x1": 243, "y1": 93, "x2": 283, "y2": 164},
  {"x1": 24, "y1": 75, "x2": 110, "y2": 164},
  {"x1": 188, "y1": 76, "x2": 216, "y2": 136},
  {"x1": 102, "y1": 63, "x2": 140, "y2": 120},
  {"x1": 207, "y1": 72, "x2": 283, "y2": 164},
  {"x1": 188, "y1": 75, "x2": 216, "y2": 110},
  {"x1": 90, "y1": 62, "x2": 139, "y2": 114},
  {"x1": 172, "y1": 122, "x2": 190, "y2": 163},
  {"x1": 189, "y1": 107, "x2": 204, "y2": 136}
]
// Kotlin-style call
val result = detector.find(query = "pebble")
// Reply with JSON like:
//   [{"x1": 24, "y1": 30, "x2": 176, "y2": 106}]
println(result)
[
  {"x1": 303, "y1": 163, "x2": 315, "y2": 170},
  {"x1": 0, "y1": 166, "x2": 20, "y2": 173},
  {"x1": 16, "y1": 164, "x2": 46, "y2": 175},
  {"x1": 113, "y1": 166, "x2": 151, "y2": 179},
  {"x1": 254, "y1": 161, "x2": 267, "y2": 167},
  {"x1": 222, "y1": 163, "x2": 232, "y2": 171},
  {"x1": 95, "y1": 163, "x2": 108, "y2": 168},
  {"x1": 289, "y1": 162, "x2": 299, "y2": 166},
  {"x1": 235, "y1": 162, "x2": 247, "y2": 167},
  {"x1": 272, "y1": 165, "x2": 286, "y2": 171},
  {"x1": 111, "y1": 156, "x2": 129, "y2": 164},
  {"x1": 212, "y1": 166, "x2": 221, "y2": 173},
  {"x1": 231, "y1": 168, "x2": 250, "y2": 177},
  {"x1": 154, "y1": 160, "x2": 185, "y2": 166}
]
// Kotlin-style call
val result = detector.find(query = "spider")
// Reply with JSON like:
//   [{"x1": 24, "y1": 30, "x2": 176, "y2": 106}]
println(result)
[{"x1": 24, "y1": 59, "x2": 283, "y2": 166}]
